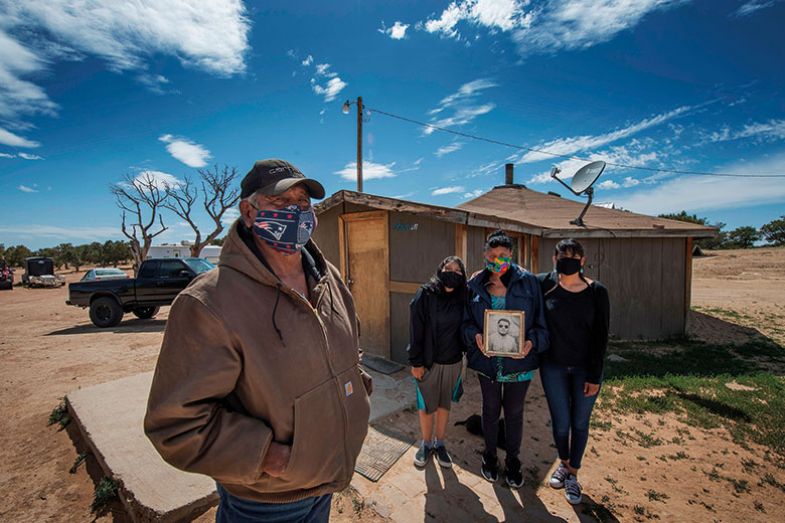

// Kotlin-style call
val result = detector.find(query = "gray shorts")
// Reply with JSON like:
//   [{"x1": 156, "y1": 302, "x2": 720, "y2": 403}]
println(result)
[{"x1": 414, "y1": 361, "x2": 463, "y2": 414}]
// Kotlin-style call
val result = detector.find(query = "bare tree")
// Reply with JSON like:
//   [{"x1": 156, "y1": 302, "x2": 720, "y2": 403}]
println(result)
[
  {"x1": 164, "y1": 165, "x2": 240, "y2": 257},
  {"x1": 111, "y1": 172, "x2": 168, "y2": 269}
]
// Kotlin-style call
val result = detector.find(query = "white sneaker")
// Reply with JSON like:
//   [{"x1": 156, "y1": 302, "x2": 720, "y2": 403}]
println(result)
[
  {"x1": 564, "y1": 474, "x2": 582, "y2": 505},
  {"x1": 549, "y1": 463, "x2": 570, "y2": 489}
]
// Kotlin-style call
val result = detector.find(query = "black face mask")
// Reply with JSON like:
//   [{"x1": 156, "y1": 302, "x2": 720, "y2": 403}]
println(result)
[
  {"x1": 438, "y1": 270, "x2": 465, "y2": 289},
  {"x1": 556, "y1": 257, "x2": 582, "y2": 276}
]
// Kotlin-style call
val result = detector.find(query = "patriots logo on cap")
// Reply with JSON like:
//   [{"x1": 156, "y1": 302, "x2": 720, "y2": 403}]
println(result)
[{"x1": 254, "y1": 220, "x2": 287, "y2": 240}]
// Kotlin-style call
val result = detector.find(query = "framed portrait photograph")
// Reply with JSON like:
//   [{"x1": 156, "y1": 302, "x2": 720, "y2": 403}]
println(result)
[{"x1": 483, "y1": 309, "x2": 525, "y2": 357}]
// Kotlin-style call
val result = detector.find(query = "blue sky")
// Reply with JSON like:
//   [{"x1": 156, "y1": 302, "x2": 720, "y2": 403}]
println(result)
[{"x1": 1, "y1": 0, "x2": 784, "y2": 249}]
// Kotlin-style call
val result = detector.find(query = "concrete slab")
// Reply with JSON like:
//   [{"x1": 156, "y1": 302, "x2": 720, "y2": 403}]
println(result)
[
  {"x1": 66, "y1": 372, "x2": 217, "y2": 522},
  {"x1": 364, "y1": 367, "x2": 415, "y2": 422}
]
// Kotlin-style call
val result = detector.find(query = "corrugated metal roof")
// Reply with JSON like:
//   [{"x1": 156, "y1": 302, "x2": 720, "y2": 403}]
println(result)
[{"x1": 317, "y1": 188, "x2": 716, "y2": 238}]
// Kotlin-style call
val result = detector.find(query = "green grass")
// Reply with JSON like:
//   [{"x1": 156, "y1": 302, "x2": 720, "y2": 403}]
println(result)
[
  {"x1": 91, "y1": 477, "x2": 118, "y2": 512},
  {"x1": 48, "y1": 399, "x2": 70, "y2": 430},
  {"x1": 598, "y1": 338, "x2": 785, "y2": 459}
]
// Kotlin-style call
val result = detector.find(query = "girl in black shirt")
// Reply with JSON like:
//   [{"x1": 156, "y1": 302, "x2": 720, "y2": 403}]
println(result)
[
  {"x1": 408, "y1": 256, "x2": 467, "y2": 469},
  {"x1": 538, "y1": 239, "x2": 609, "y2": 505}
]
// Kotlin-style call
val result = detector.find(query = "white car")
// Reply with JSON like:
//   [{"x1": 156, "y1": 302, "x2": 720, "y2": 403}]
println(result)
[{"x1": 81, "y1": 268, "x2": 129, "y2": 281}]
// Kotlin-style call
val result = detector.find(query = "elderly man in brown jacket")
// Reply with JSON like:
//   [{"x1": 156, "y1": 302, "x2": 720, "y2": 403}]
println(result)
[{"x1": 145, "y1": 159, "x2": 371, "y2": 522}]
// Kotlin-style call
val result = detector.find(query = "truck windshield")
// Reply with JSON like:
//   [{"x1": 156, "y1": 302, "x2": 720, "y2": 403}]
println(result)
[{"x1": 184, "y1": 258, "x2": 215, "y2": 274}]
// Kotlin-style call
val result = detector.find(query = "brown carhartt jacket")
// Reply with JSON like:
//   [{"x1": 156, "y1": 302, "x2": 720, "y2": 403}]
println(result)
[{"x1": 144, "y1": 220, "x2": 370, "y2": 503}]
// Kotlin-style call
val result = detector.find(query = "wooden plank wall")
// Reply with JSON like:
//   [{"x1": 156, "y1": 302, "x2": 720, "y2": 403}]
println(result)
[
  {"x1": 312, "y1": 204, "x2": 342, "y2": 266},
  {"x1": 389, "y1": 212, "x2": 455, "y2": 282},
  {"x1": 466, "y1": 226, "x2": 488, "y2": 274},
  {"x1": 537, "y1": 237, "x2": 687, "y2": 339}
]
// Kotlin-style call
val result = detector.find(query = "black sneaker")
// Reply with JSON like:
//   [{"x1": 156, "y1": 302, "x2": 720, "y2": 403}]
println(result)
[
  {"x1": 505, "y1": 457, "x2": 524, "y2": 489},
  {"x1": 434, "y1": 444, "x2": 453, "y2": 468},
  {"x1": 481, "y1": 454, "x2": 499, "y2": 482},
  {"x1": 413, "y1": 444, "x2": 432, "y2": 467}
]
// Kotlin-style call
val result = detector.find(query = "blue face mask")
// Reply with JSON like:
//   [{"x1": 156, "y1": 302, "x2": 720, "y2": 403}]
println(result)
[{"x1": 252, "y1": 204, "x2": 317, "y2": 255}]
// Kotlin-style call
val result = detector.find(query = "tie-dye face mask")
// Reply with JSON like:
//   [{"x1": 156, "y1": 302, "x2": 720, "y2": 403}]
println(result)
[
  {"x1": 485, "y1": 255, "x2": 512, "y2": 274},
  {"x1": 252, "y1": 204, "x2": 317, "y2": 255}
]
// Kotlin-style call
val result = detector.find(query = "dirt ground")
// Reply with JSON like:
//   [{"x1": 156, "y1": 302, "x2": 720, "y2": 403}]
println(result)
[{"x1": 0, "y1": 246, "x2": 783, "y2": 522}]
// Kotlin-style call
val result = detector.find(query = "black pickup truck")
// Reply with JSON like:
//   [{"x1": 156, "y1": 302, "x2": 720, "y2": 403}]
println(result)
[{"x1": 66, "y1": 258, "x2": 215, "y2": 327}]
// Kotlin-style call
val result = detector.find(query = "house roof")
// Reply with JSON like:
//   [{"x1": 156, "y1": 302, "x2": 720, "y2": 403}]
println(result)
[
  {"x1": 316, "y1": 188, "x2": 717, "y2": 239},
  {"x1": 458, "y1": 185, "x2": 717, "y2": 238}
]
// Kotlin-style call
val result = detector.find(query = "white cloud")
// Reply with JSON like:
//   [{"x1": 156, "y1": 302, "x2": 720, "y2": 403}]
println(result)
[
  {"x1": 596, "y1": 180, "x2": 620, "y2": 190},
  {"x1": 312, "y1": 76, "x2": 348, "y2": 102},
  {"x1": 596, "y1": 177, "x2": 639, "y2": 190},
  {"x1": 431, "y1": 185, "x2": 465, "y2": 195},
  {"x1": 18, "y1": 152, "x2": 43, "y2": 160},
  {"x1": 335, "y1": 161, "x2": 397, "y2": 181},
  {"x1": 529, "y1": 141, "x2": 659, "y2": 184},
  {"x1": 708, "y1": 119, "x2": 785, "y2": 143},
  {"x1": 137, "y1": 73, "x2": 172, "y2": 94},
  {"x1": 158, "y1": 134, "x2": 211, "y2": 168},
  {"x1": 0, "y1": 1, "x2": 250, "y2": 141},
  {"x1": 0, "y1": 126, "x2": 40, "y2": 148},
  {"x1": 221, "y1": 207, "x2": 240, "y2": 226},
  {"x1": 513, "y1": 0, "x2": 689, "y2": 55},
  {"x1": 315, "y1": 63, "x2": 337, "y2": 78},
  {"x1": 463, "y1": 188, "x2": 485, "y2": 198},
  {"x1": 135, "y1": 170, "x2": 182, "y2": 190},
  {"x1": 301, "y1": 55, "x2": 313, "y2": 66},
  {"x1": 424, "y1": 0, "x2": 531, "y2": 39},
  {"x1": 435, "y1": 142, "x2": 465, "y2": 157},
  {"x1": 0, "y1": 224, "x2": 120, "y2": 240},
  {"x1": 519, "y1": 105, "x2": 690, "y2": 163},
  {"x1": 733, "y1": 0, "x2": 779, "y2": 17},
  {"x1": 18, "y1": 184, "x2": 38, "y2": 193},
  {"x1": 616, "y1": 152, "x2": 785, "y2": 215},
  {"x1": 0, "y1": 152, "x2": 15, "y2": 158},
  {"x1": 424, "y1": 79, "x2": 498, "y2": 135},
  {"x1": 379, "y1": 21, "x2": 410, "y2": 39}
]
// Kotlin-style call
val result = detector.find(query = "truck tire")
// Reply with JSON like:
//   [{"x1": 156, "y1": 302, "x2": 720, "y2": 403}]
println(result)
[
  {"x1": 132, "y1": 306, "x2": 160, "y2": 319},
  {"x1": 89, "y1": 297, "x2": 123, "y2": 328}
]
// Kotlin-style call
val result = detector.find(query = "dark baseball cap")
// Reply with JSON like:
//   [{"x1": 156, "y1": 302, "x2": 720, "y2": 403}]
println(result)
[{"x1": 240, "y1": 159, "x2": 325, "y2": 199}]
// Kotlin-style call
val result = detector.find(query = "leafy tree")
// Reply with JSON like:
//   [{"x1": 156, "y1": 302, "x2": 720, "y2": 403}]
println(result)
[
  {"x1": 724, "y1": 226, "x2": 761, "y2": 249},
  {"x1": 658, "y1": 211, "x2": 726, "y2": 249},
  {"x1": 761, "y1": 215, "x2": 785, "y2": 246},
  {"x1": 5, "y1": 245, "x2": 32, "y2": 267}
]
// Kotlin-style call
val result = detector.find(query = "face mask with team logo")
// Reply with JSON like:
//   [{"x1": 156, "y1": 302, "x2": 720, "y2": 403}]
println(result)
[{"x1": 252, "y1": 204, "x2": 317, "y2": 255}]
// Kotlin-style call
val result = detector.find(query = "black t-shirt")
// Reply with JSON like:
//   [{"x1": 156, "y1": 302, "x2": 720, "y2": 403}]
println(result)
[
  {"x1": 433, "y1": 292, "x2": 464, "y2": 365},
  {"x1": 539, "y1": 275, "x2": 610, "y2": 383}
]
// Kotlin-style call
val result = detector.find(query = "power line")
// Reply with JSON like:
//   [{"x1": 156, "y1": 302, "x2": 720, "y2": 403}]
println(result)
[{"x1": 368, "y1": 107, "x2": 785, "y2": 179}]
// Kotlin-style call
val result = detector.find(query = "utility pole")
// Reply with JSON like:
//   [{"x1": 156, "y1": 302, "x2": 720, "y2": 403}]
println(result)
[{"x1": 356, "y1": 96, "x2": 363, "y2": 193}]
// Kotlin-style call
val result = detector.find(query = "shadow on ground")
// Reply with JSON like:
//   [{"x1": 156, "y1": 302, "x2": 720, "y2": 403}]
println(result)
[{"x1": 46, "y1": 319, "x2": 167, "y2": 336}]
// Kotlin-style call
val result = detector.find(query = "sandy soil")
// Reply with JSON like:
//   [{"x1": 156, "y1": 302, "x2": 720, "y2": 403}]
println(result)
[{"x1": 0, "y1": 247, "x2": 783, "y2": 522}]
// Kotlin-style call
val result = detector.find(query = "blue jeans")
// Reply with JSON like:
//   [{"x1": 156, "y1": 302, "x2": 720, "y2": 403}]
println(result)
[
  {"x1": 540, "y1": 362, "x2": 600, "y2": 470},
  {"x1": 216, "y1": 484, "x2": 332, "y2": 523}
]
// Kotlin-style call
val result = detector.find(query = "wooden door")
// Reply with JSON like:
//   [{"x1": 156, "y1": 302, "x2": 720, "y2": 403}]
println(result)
[{"x1": 340, "y1": 211, "x2": 390, "y2": 359}]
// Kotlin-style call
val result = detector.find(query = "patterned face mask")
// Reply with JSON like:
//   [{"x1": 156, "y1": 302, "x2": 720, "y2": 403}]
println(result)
[
  {"x1": 485, "y1": 255, "x2": 512, "y2": 274},
  {"x1": 252, "y1": 204, "x2": 317, "y2": 255}
]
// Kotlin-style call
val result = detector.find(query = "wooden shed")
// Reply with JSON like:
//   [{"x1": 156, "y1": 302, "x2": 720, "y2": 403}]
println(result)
[{"x1": 313, "y1": 185, "x2": 715, "y2": 364}]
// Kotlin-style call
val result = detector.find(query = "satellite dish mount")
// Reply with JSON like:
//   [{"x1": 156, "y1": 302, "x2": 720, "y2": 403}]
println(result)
[{"x1": 550, "y1": 161, "x2": 607, "y2": 227}]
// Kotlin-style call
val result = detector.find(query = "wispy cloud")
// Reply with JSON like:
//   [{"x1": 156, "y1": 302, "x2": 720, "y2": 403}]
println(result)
[
  {"x1": 529, "y1": 141, "x2": 659, "y2": 184},
  {"x1": 519, "y1": 105, "x2": 691, "y2": 164},
  {"x1": 431, "y1": 185, "x2": 465, "y2": 195},
  {"x1": 18, "y1": 184, "x2": 38, "y2": 193},
  {"x1": 18, "y1": 152, "x2": 43, "y2": 160},
  {"x1": 0, "y1": 152, "x2": 15, "y2": 158},
  {"x1": 425, "y1": 79, "x2": 497, "y2": 135},
  {"x1": 0, "y1": 28, "x2": 59, "y2": 121},
  {"x1": 513, "y1": 0, "x2": 689, "y2": 56},
  {"x1": 379, "y1": 21, "x2": 410, "y2": 40},
  {"x1": 292, "y1": 58, "x2": 348, "y2": 102},
  {"x1": 0, "y1": 224, "x2": 120, "y2": 240},
  {"x1": 423, "y1": 0, "x2": 532, "y2": 39},
  {"x1": 335, "y1": 161, "x2": 397, "y2": 181},
  {"x1": 707, "y1": 119, "x2": 785, "y2": 144},
  {"x1": 301, "y1": 55, "x2": 313, "y2": 66},
  {"x1": 732, "y1": 0, "x2": 780, "y2": 17},
  {"x1": 221, "y1": 207, "x2": 240, "y2": 226},
  {"x1": 435, "y1": 142, "x2": 465, "y2": 157},
  {"x1": 596, "y1": 176, "x2": 640, "y2": 190},
  {"x1": 159, "y1": 134, "x2": 211, "y2": 168},
  {"x1": 463, "y1": 188, "x2": 485, "y2": 199},
  {"x1": 616, "y1": 151, "x2": 785, "y2": 215},
  {"x1": 0, "y1": 126, "x2": 41, "y2": 148}
]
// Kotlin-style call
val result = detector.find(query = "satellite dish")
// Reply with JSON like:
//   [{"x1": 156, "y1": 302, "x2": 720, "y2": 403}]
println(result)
[{"x1": 550, "y1": 160, "x2": 607, "y2": 227}]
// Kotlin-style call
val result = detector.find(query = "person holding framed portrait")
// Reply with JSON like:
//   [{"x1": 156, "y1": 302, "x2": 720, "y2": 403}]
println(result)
[{"x1": 463, "y1": 230, "x2": 549, "y2": 488}]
